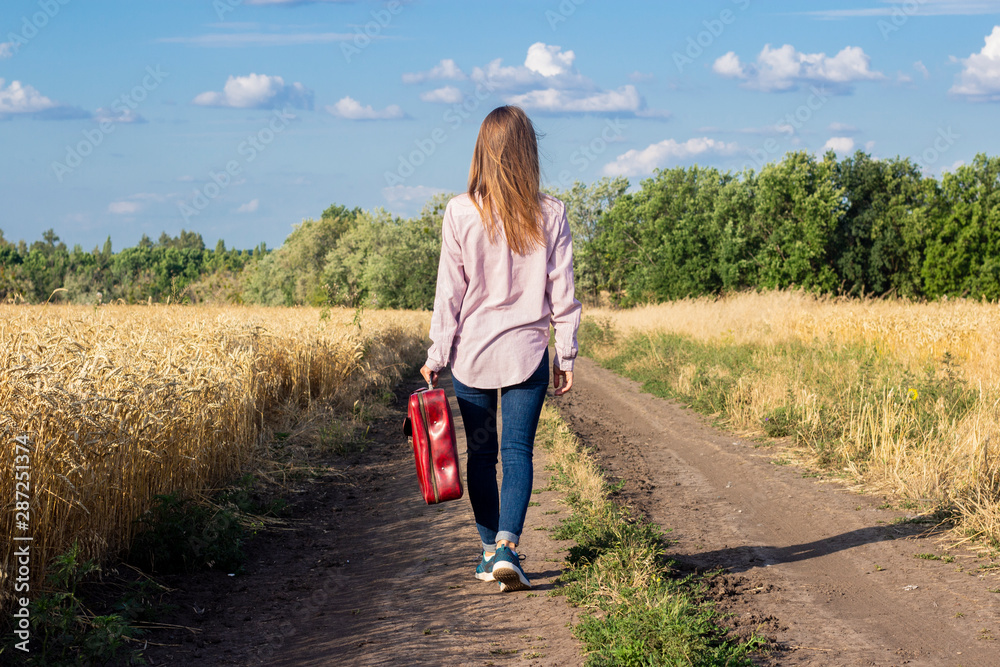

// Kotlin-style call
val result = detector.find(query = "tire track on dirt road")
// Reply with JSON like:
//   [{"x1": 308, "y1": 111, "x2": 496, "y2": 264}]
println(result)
[{"x1": 555, "y1": 356, "x2": 1000, "y2": 667}]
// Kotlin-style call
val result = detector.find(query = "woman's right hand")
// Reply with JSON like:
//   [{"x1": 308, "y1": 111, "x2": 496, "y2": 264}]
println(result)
[
  {"x1": 553, "y1": 365, "x2": 573, "y2": 396},
  {"x1": 420, "y1": 365, "x2": 439, "y2": 389}
]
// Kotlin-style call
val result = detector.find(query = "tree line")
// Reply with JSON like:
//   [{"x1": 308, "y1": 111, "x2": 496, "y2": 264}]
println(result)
[
  {"x1": 2, "y1": 150, "x2": 998, "y2": 307},
  {"x1": 587, "y1": 151, "x2": 1000, "y2": 304},
  {"x1": 0, "y1": 228, "x2": 262, "y2": 305}
]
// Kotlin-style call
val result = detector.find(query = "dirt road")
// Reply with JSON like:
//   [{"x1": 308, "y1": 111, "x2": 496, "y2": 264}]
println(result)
[
  {"x1": 142, "y1": 373, "x2": 583, "y2": 666},
  {"x1": 556, "y1": 356, "x2": 1000, "y2": 667}
]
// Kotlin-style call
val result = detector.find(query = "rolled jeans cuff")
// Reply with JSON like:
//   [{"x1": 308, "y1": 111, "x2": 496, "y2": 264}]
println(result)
[{"x1": 496, "y1": 530, "x2": 520, "y2": 546}]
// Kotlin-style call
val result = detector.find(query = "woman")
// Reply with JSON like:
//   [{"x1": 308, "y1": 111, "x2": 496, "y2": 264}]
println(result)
[{"x1": 420, "y1": 105, "x2": 582, "y2": 593}]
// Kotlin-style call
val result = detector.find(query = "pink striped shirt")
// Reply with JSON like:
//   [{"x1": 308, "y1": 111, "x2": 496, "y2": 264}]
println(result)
[{"x1": 425, "y1": 193, "x2": 582, "y2": 389}]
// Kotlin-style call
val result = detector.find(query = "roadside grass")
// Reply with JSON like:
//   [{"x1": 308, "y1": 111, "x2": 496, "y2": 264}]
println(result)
[
  {"x1": 578, "y1": 308, "x2": 1000, "y2": 553},
  {"x1": 536, "y1": 406, "x2": 763, "y2": 666}
]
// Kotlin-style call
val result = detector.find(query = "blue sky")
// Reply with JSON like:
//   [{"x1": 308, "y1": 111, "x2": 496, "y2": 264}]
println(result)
[{"x1": 2, "y1": 0, "x2": 1000, "y2": 251}]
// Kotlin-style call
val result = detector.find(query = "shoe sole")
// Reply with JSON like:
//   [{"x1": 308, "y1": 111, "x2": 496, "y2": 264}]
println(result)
[
  {"x1": 475, "y1": 571, "x2": 494, "y2": 582},
  {"x1": 493, "y1": 564, "x2": 531, "y2": 592}
]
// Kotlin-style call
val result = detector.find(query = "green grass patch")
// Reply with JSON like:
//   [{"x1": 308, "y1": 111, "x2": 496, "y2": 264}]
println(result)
[
  {"x1": 536, "y1": 408, "x2": 762, "y2": 666},
  {"x1": 2, "y1": 541, "x2": 155, "y2": 666},
  {"x1": 579, "y1": 323, "x2": 979, "y2": 473}
]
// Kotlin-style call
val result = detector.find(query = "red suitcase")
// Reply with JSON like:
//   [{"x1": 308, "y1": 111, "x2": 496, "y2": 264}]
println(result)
[{"x1": 403, "y1": 385, "x2": 463, "y2": 504}]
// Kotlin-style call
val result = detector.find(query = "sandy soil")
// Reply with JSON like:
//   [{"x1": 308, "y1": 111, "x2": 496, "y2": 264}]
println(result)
[
  {"x1": 141, "y1": 372, "x2": 583, "y2": 666},
  {"x1": 555, "y1": 356, "x2": 1000, "y2": 667}
]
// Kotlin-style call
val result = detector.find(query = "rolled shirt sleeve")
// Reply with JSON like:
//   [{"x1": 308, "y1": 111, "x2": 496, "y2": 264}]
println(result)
[
  {"x1": 425, "y1": 203, "x2": 467, "y2": 373},
  {"x1": 547, "y1": 204, "x2": 582, "y2": 372}
]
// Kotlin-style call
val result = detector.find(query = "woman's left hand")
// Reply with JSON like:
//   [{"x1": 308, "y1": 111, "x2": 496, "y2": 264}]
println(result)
[
  {"x1": 420, "y1": 365, "x2": 439, "y2": 388},
  {"x1": 553, "y1": 365, "x2": 574, "y2": 396}
]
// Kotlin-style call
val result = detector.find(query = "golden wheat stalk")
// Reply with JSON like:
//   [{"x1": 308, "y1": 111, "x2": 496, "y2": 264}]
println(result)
[{"x1": 0, "y1": 305, "x2": 430, "y2": 614}]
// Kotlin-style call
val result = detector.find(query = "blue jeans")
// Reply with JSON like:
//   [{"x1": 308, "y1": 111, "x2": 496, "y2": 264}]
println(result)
[{"x1": 452, "y1": 349, "x2": 549, "y2": 551}]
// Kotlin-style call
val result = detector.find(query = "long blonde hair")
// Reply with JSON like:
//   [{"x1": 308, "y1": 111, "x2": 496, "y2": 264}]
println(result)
[{"x1": 468, "y1": 106, "x2": 544, "y2": 255}]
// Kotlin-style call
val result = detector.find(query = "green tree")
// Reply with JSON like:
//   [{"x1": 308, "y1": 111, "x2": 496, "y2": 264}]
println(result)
[
  {"x1": 596, "y1": 166, "x2": 729, "y2": 304},
  {"x1": 713, "y1": 171, "x2": 757, "y2": 292},
  {"x1": 545, "y1": 177, "x2": 629, "y2": 301},
  {"x1": 831, "y1": 152, "x2": 929, "y2": 297},
  {"x1": 242, "y1": 205, "x2": 361, "y2": 305},
  {"x1": 922, "y1": 154, "x2": 1000, "y2": 299},
  {"x1": 746, "y1": 152, "x2": 843, "y2": 292},
  {"x1": 322, "y1": 195, "x2": 448, "y2": 309}
]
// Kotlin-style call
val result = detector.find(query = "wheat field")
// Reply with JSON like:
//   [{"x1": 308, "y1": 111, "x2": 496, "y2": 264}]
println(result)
[
  {"x1": 0, "y1": 305, "x2": 430, "y2": 613},
  {"x1": 586, "y1": 291, "x2": 1000, "y2": 547}
]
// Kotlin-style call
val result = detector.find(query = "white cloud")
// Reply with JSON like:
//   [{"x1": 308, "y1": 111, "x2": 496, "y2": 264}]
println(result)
[
  {"x1": 94, "y1": 107, "x2": 146, "y2": 124},
  {"x1": 236, "y1": 199, "x2": 260, "y2": 213},
  {"x1": 414, "y1": 43, "x2": 665, "y2": 116},
  {"x1": 950, "y1": 25, "x2": 1000, "y2": 100},
  {"x1": 806, "y1": 2, "x2": 1000, "y2": 18},
  {"x1": 108, "y1": 201, "x2": 142, "y2": 215},
  {"x1": 602, "y1": 138, "x2": 739, "y2": 177},
  {"x1": 524, "y1": 42, "x2": 576, "y2": 77},
  {"x1": 107, "y1": 193, "x2": 180, "y2": 215},
  {"x1": 699, "y1": 124, "x2": 796, "y2": 136},
  {"x1": 712, "y1": 52, "x2": 746, "y2": 78},
  {"x1": 713, "y1": 44, "x2": 884, "y2": 92},
  {"x1": 507, "y1": 86, "x2": 642, "y2": 113},
  {"x1": 915, "y1": 60, "x2": 931, "y2": 79},
  {"x1": 829, "y1": 122, "x2": 859, "y2": 133},
  {"x1": 944, "y1": 159, "x2": 966, "y2": 173},
  {"x1": 472, "y1": 42, "x2": 661, "y2": 115},
  {"x1": 327, "y1": 96, "x2": 404, "y2": 120},
  {"x1": 823, "y1": 136, "x2": 856, "y2": 153},
  {"x1": 193, "y1": 73, "x2": 313, "y2": 109},
  {"x1": 420, "y1": 86, "x2": 464, "y2": 104},
  {"x1": 159, "y1": 32, "x2": 354, "y2": 47},
  {"x1": 0, "y1": 42, "x2": 13, "y2": 59},
  {"x1": 470, "y1": 43, "x2": 591, "y2": 92},
  {"x1": 383, "y1": 185, "x2": 448, "y2": 206},
  {"x1": 128, "y1": 192, "x2": 176, "y2": 203},
  {"x1": 402, "y1": 59, "x2": 467, "y2": 84},
  {"x1": 0, "y1": 79, "x2": 57, "y2": 115}
]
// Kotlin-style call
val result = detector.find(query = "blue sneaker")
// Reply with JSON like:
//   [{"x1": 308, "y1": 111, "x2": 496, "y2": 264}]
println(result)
[
  {"x1": 492, "y1": 545, "x2": 531, "y2": 592},
  {"x1": 475, "y1": 550, "x2": 496, "y2": 581}
]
